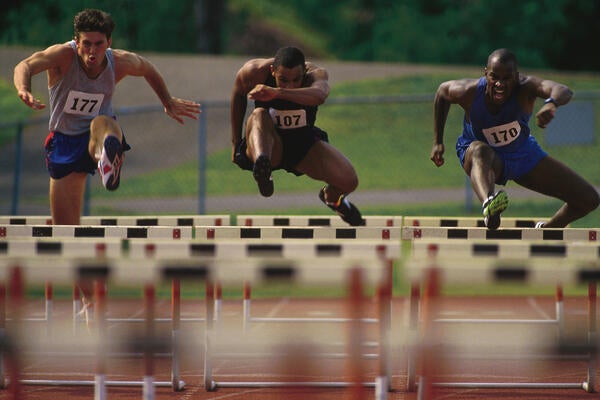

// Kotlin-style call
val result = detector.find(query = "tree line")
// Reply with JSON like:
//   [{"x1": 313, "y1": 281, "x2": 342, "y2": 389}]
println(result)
[{"x1": 1, "y1": 0, "x2": 598, "y2": 71}]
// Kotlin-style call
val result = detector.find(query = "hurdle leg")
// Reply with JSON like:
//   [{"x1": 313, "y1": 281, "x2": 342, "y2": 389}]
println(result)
[
  {"x1": 242, "y1": 282, "x2": 251, "y2": 334},
  {"x1": 555, "y1": 285, "x2": 564, "y2": 340},
  {"x1": 406, "y1": 282, "x2": 420, "y2": 392},
  {"x1": 203, "y1": 278, "x2": 216, "y2": 391},
  {"x1": 143, "y1": 284, "x2": 155, "y2": 400},
  {"x1": 94, "y1": 279, "x2": 107, "y2": 400},
  {"x1": 170, "y1": 279, "x2": 184, "y2": 391},
  {"x1": 376, "y1": 280, "x2": 391, "y2": 399},
  {"x1": 584, "y1": 282, "x2": 596, "y2": 393},
  {"x1": 417, "y1": 267, "x2": 441, "y2": 400},
  {"x1": 0, "y1": 283, "x2": 5, "y2": 389},
  {"x1": 214, "y1": 282, "x2": 222, "y2": 332},
  {"x1": 45, "y1": 282, "x2": 53, "y2": 338},
  {"x1": 72, "y1": 285, "x2": 81, "y2": 335},
  {"x1": 347, "y1": 268, "x2": 367, "y2": 400},
  {"x1": 7, "y1": 267, "x2": 25, "y2": 400}
]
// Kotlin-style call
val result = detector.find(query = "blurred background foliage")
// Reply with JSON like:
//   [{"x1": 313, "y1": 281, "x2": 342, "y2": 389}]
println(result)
[{"x1": 1, "y1": 0, "x2": 599, "y2": 71}]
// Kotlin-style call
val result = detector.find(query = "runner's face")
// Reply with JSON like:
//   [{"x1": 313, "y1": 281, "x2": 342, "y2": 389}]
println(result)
[
  {"x1": 76, "y1": 31, "x2": 111, "y2": 73},
  {"x1": 271, "y1": 65, "x2": 305, "y2": 89},
  {"x1": 484, "y1": 59, "x2": 517, "y2": 105}
]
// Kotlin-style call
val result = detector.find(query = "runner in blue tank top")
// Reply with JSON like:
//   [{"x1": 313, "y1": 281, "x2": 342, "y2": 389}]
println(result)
[
  {"x1": 14, "y1": 9, "x2": 201, "y2": 225},
  {"x1": 230, "y1": 46, "x2": 363, "y2": 226},
  {"x1": 431, "y1": 48, "x2": 598, "y2": 229}
]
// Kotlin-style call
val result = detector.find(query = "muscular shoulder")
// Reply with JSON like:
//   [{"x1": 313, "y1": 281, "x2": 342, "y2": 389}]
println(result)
[
  {"x1": 111, "y1": 49, "x2": 147, "y2": 80},
  {"x1": 23, "y1": 42, "x2": 74, "y2": 75},
  {"x1": 234, "y1": 58, "x2": 273, "y2": 94},
  {"x1": 304, "y1": 61, "x2": 328, "y2": 84},
  {"x1": 438, "y1": 78, "x2": 479, "y2": 107}
]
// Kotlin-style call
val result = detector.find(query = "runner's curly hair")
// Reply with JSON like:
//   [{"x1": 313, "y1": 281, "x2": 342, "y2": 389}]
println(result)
[{"x1": 73, "y1": 9, "x2": 115, "y2": 40}]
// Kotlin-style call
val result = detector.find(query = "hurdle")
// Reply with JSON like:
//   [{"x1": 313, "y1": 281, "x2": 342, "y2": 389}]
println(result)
[
  {"x1": 0, "y1": 256, "x2": 389, "y2": 397},
  {"x1": 199, "y1": 257, "x2": 389, "y2": 394},
  {"x1": 0, "y1": 258, "x2": 214, "y2": 395},
  {"x1": 0, "y1": 224, "x2": 193, "y2": 239},
  {"x1": 411, "y1": 239, "x2": 600, "y2": 260},
  {"x1": 195, "y1": 225, "x2": 401, "y2": 240},
  {"x1": 404, "y1": 257, "x2": 599, "y2": 395},
  {"x1": 236, "y1": 214, "x2": 403, "y2": 227},
  {"x1": 402, "y1": 226, "x2": 600, "y2": 241},
  {"x1": 0, "y1": 214, "x2": 231, "y2": 226},
  {"x1": 403, "y1": 216, "x2": 544, "y2": 228}
]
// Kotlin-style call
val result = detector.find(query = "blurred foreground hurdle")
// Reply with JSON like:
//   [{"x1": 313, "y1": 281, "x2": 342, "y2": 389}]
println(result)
[
  {"x1": 0, "y1": 256, "x2": 388, "y2": 400},
  {"x1": 402, "y1": 225, "x2": 600, "y2": 241},
  {"x1": 404, "y1": 253, "x2": 599, "y2": 398}
]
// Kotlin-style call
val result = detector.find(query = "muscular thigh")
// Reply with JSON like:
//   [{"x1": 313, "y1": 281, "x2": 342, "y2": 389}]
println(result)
[
  {"x1": 296, "y1": 141, "x2": 354, "y2": 181},
  {"x1": 515, "y1": 155, "x2": 593, "y2": 201}
]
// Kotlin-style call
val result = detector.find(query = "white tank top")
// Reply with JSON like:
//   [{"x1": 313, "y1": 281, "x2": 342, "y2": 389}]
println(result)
[{"x1": 48, "y1": 40, "x2": 116, "y2": 135}]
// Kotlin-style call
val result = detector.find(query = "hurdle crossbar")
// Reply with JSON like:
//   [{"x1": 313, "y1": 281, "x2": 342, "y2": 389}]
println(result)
[
  {"x1": 196, "y1": 226, "x2": 401, "y2": 240},
  {"x1": 402, "y1": 226, "x2": 600, "y2": 241},
  {"x1": 0, "y1": 215, "x2": 231, "y2": 226},
  {"x1": 236, "y1": 214, "x2": 403, "y2": 227}
]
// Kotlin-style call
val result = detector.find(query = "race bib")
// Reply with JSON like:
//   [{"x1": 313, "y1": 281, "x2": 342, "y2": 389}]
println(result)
[
  {"x1": 269, "y1": 108, "x2": 307, "y2": 130},
  {"x1": 63, "y1": 90, "x2": 104, "y2": 116},
  {"x1": 482, "y1": 120, "x2": 521, "y2": 147}
]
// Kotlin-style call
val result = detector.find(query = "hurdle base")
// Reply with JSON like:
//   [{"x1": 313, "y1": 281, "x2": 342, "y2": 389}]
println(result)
[
  {"x1": 213, "y1": 381, "x2": 378, "y2": 389},
  {"x1": 427, "y1": 381, "x2": 589, "y2": 390},
  {"x1": 20, "y1": 379, "x2": 185, "y2": 389}
]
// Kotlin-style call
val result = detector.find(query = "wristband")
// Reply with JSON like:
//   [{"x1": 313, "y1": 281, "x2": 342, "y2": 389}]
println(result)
[{"x1": 544, "y1": 97, "x2": 556, "y2": 106}]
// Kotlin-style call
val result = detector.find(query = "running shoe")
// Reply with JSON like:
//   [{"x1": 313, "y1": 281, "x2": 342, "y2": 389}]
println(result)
[
  {"x1": 535, "y1": 221, "x2": 545, "y2": 229},
  {"x1": 319, "y1": 186, "x2": 365, "y2": 226},
  {"x1": 98, "y1": 135, "x2": 123, "y2": 191},
  {"x1": 253, "y1": 155, "x2": 274, "y2": 197},
  {"x1": 482, "y1": 190, "x2": 509, "y2": 230}
]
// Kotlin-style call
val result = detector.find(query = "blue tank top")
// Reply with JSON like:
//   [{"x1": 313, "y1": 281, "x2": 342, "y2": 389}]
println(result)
[
  {"x1": 254, "y1": 75, "x2": 318, "y2": 132},
  {"x1": 459, "y1": 77, "x2": 531, "y2": 153},
  {"x1": 48, "y1": 40, "x2": 116, "y2": 135}
]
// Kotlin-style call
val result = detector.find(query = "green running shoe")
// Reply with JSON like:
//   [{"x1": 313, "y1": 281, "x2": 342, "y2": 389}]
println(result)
[{"x1": 482, "y1": 190, "x2": 509, "y2": 230}]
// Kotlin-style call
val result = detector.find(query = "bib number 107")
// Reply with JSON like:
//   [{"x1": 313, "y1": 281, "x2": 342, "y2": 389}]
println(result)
[{"x1": 269, "y1": 108, "x2": 307, "y2": 129}]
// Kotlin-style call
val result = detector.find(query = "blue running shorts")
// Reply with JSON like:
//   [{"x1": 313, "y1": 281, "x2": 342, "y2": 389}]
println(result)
[
  {"x1": 45, "y1": 131, "x2": 131, "y2": 179},
  {"x1": 456, "y1": 135, "x2": 547, "y2": 185}
]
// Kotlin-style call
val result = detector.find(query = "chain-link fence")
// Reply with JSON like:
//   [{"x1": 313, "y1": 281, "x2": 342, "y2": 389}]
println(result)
[{"x1": 1, "y1": 93, "x2": 598, "y2": 216}]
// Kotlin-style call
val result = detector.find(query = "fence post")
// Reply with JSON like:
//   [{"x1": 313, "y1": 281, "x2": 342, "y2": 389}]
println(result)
[
  {"x1": 11, "y1": 123, "x2": 23, "y2": 215},
  {"x1": 197, "y1": 104, "x2": 207, "y2": 214}
]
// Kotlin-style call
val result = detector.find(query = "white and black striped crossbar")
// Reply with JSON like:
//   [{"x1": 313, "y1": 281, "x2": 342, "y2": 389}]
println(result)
[
  {"x1": 0, "y1": 257, "x2": 387, "y2": 287},
  {"x1": 402, "y1": 226, "x2": 600, "y2": 241},
  {"x1": 0, "y1": 238, "x2": 401, "y2": 259},
  {"x1": 0, "y1": 238, "x2": 123, "y2": 257},
  {"x1": 195, "y1": 226, "x2": 401, "y2": 240},
  {"x1": 412, "y1": 239, "x2": 600, "y2": 260},
  {"x1": 0, "y1": 215, "x2": 230, "y2": 226},
  {"x1": 405, "y1": 258, "x2": 600, "y2": 286},
  {"x1": 403, "y1": 216, "x2": 543, "y2": 228},
  {"x1": 0, "y1": 225, "x2": 192, "y2": 239},
  {"x1": 127, "y1": 239, "x2": 401, "y2": 259},
  {"x1": 0, "y1": 239, "x2": 401, "y2": 259},
  {"x1": 236, "y1": 215, "x2": 403, "y2": 227}
]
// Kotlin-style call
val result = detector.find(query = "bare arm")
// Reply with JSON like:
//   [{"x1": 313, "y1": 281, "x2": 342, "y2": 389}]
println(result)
[
  {"x1": 431, "y1": 79, "x2": 476, "y2": 166},
  {"x1": 230, "y1": 72, "x2": 250, "y2": 158},
  {"x1": 113, "y1": 49, "x2": 200, "y2": 124},
  {"x1": 527, "y1": 76, "x2": 573, "y2": 128},
  {"x1": 229, "y1": 59, "x2": 271, "y2": 159},
  {"x1": 248, "y1": 63, "x2": 330, "y2": 106},
  {"x1": 14, "y1": 43, "x2": 72, "y2": 110}
]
